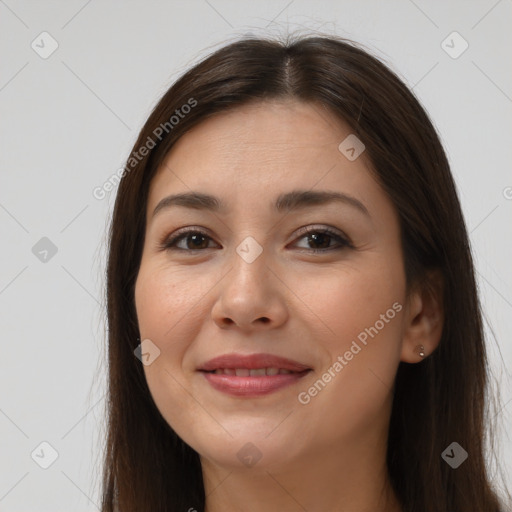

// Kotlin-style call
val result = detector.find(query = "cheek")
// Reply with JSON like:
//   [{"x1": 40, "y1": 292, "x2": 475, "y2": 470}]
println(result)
[
  {"x1": 304, "y1": 255, "x2": 405, "y2": 350},
  {"x1": 135, "y1": 263, "x2": 207, "y2": 341},
  {"x1": 135, "y1": 267, "x2": 210, "y2": 397},
  {"x1": 294, "y1": 259, "x2": 405, "y2": 439},
  {"x1": 134, "y1": 262, "x2": 220, "y2": 428}
]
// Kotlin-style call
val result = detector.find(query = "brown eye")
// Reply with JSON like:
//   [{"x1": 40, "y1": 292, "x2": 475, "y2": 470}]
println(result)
[
  {"x1": 161, "y1": 229, "x2": 217, "y2": 251},
  {"x1": 292, "y1": 227, "x2": 352, "y2": 253}
]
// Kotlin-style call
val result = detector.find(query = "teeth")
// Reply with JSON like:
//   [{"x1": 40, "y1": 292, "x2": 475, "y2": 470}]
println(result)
[
  {"x1": 210, "y1": 367, "x2": 296, "y2": 376},
  {"x1": 249, "y1": 368, "x2": 266, "y2": 376}
]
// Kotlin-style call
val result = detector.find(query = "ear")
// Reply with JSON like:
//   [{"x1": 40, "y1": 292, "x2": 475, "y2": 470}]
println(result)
[{"x1": 400, "y1": 269, "x2": 444, "y2": 363}]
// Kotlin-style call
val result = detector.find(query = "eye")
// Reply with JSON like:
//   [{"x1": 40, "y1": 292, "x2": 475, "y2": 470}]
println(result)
[
  {"x1": 159, "y1": 228, "x2": 217, "y2": 252},
  {"x1": 290, "y1": 225, "x2": 352, "y2": 253},
  {"x1": 159, "y1": 225, "x2": 353, "y2": 253}
]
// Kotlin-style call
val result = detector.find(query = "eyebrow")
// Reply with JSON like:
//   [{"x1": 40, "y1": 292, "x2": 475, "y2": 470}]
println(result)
[{"x1": 152, "y1": 189, "x2": 370, "y2": 219}]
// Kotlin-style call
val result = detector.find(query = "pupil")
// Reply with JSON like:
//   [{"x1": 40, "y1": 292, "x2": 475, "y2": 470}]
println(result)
[
  {"x1": 310, "y1": 233, "x2": 329, "y2": 249},
  {"x1": 189, "y1": 234, "x2": 206, "y2": 249}
]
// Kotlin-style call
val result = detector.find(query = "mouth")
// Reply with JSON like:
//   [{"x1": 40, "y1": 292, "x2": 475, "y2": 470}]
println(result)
[
  {"x1": 197, "y1": 353, "x2": 312, "y2": 397},
  {"x1": 203, "y1": 367, "x2": 303, "y2": 376}
]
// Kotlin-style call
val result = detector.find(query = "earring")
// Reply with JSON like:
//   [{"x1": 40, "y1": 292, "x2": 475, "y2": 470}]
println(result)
[{"x1": 415, "y1": 344, "x2": 425, "y2": 358}]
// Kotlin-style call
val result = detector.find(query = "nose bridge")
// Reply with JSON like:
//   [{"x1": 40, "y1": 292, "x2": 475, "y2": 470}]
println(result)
[
  {"x1": 235, "y1": 233, "x2": 266, "y2": 267},
  {"x1": 211, "y1": 231, "x2": 288, "y2": 329},
  {"x1": 225, "y1": 204, "x2": 270, "y2": 270},
  {"x1": 227, "y1": 232, "x2": 269, "y2": 292}
]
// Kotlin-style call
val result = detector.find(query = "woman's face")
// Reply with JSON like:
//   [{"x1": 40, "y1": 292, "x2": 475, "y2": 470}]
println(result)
[{"x1": 135, "y1": 100, "x2": 409, "y2": 470}]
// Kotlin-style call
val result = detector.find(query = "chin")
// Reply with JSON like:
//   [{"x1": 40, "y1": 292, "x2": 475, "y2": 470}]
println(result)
[{"x1": 186, "y1": 426, "x2": 303, "y2": 472}]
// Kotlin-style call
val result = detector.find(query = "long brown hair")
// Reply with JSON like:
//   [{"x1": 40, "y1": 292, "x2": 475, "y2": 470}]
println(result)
[{"x1": 100, "y1": 34, "x2": 508, "y2": 511}]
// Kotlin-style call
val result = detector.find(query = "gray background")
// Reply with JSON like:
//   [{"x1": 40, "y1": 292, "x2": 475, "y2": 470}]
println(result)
[{"x1": 1, "y1": 0, "x2": 511, "y2": 510}]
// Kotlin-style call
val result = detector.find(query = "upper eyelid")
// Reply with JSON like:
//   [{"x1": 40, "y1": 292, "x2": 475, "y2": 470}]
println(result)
[{"x1": 165, "y1": 224, "x2": 347, "y2": 240}]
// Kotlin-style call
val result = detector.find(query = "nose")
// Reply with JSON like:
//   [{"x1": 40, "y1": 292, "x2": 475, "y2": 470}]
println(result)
[{"x1": 210, "y1": 243, "x2": 289, "y2": 332}]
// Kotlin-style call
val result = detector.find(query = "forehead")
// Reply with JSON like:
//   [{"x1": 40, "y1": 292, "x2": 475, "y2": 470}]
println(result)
[{"x1": 147, "y1": 100, "x2": 379, "y2": 213}]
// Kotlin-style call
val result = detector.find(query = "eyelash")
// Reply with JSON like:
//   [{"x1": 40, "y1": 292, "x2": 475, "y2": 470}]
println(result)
[{"x1": 158, "y1": 225, "x2": 353, "y2": 254}]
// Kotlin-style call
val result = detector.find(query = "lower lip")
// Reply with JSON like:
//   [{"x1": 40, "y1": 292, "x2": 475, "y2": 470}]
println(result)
[{"x1": 201, "y1": 371, "x2": 311, "y2": 397}]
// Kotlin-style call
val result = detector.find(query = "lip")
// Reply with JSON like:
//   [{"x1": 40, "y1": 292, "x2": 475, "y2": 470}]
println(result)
[
  {"x1": 198, "y1": 353, "x2": 312, "y2": 397},
  {"x1": 198, "y1": 353, "x2": 311, "y2": 372}
]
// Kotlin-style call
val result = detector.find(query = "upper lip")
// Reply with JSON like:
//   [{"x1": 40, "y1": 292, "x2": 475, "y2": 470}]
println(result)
[{"x1": 198, "y1": 353, "x2": 312, "y2": 372}]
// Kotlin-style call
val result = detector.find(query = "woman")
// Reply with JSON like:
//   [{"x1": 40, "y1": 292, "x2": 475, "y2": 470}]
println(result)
[{"x1": 101, "y1": 34, "x2": 508, "y2": 511}]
